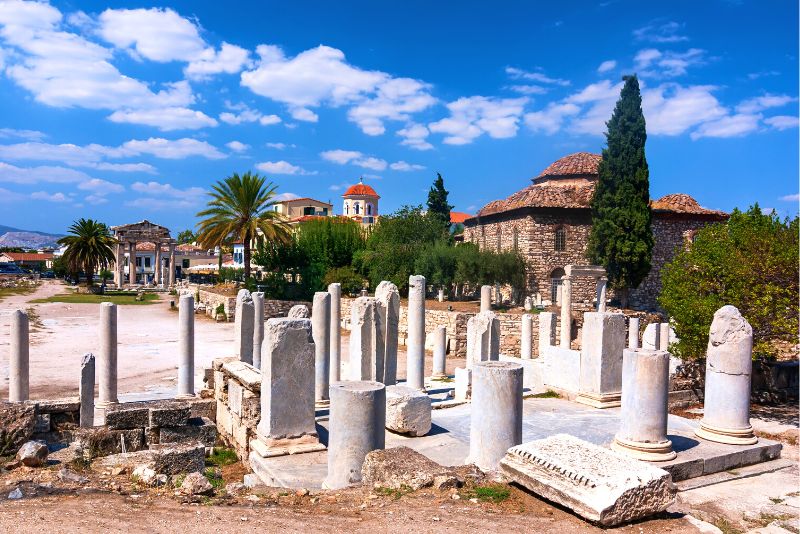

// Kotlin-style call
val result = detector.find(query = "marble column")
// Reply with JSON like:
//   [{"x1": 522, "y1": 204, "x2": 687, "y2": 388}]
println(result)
[
  {"x1": 432, "y1": 325, "x2": 447, "y2": 378},
  {"x1": 466, "y1": 311, "x2": 500, "y2": 368},
  {"x1": 559, "y1": 276, "x2": 572, "y2": 348},
  {"x1": 695, "y1": 306, "x2": 757, "y2": 445},
  {"x1": 469, "y1": 361, "x2": 523, "y2": 471},
  {"x1": 375, "y1": 281, "x2": 400, "y2": 385},
  {"x1": 234, "y1": 289, "x2": 255, "y2": 364},
  {"x1": 79, "y1": 353, "x2": 95, "y2": 428},
  {"x1": 612, "y1": 349, "x2": 676, "y2": 461},
  {"x1": 154, "y1": 243, "x2": 162, "y2": 286},
  {"x1": 538, "y1": 311, "x2": 557, "y2": 357},
  {"x1": 97, "y1": 302, "x2": 118, "y2": 408},
  {"x1": 177, "y1": 294, "x2": 195, "y2": 398},
  {"x1": 628, "y1": 317, "x2": 640, "y2": 349},
  {"x1": 252, "y1": 292, "x2": 265, "y2": 369},
  {"x1": 576, "y1": 312, "x2": 626, "y2": 409},
  {"x1": 127, "y1": 241, "x2": 135, "y2": 284},
  {"x1": 406, "y1": 275, "x2": 426, "y2": 390},
  {"x1": 596, "y1": 277, "x2": 608, "y2": 312},
  {"x1": 312, "y1": 291, "x2": 331, "y2": 403},
  {"x1": 168, "y1": 244, "x2": 176, "y2": 287},
  {"x1": 658, "y1": 323, "x2": 671, "y2": 351},
  {"x1": 9, "y1": 309, "x2": 29, "y2": 402},
  {"x1": 521, "y1": 313, "x2": 533, "y2": 360},
  {"x1": 480, "y1": 285, "x2": 492, "y2": 312},
  {"x1": 114, "y1": 243, "x2": 123, "y2": 287},
  {"x1": 349, "y1": 297, "x2": 384, "y2": 382},
  {"x1": 328, "y1": 283, "x2": 342, "y2": 383}
]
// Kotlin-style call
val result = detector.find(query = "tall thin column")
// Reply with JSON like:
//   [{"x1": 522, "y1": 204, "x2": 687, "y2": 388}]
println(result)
[
  {"x1": 469, "y1": 361, "x2": 523, "y2": 471},
  {"x1": 480, "y1": 285, "x2": 492, "y2": 312},
  {"x1": 154, "y1": 243, "x2": 162, "y2": 286},
  {"x1": 177, "y1": 294, "x2": 195, "y2": 398},
  {"x1": 252, "y1": 292, "x2": 265, "y2": 369},
  {"x1": 9, "y1": 309, "x2": 29, "y2": 402},
  {"x1": 234, "y1": 289, "x2": 255, "y2": 364},
  {"x1": 376, "y1": 281, "x2": 400, "y2": 385},
  {"x1": 658, "y1": 323, "x2": 670, "y2": 351},
  {"x1": 127, "y1": 242, "x2": 135, "y2": 284},
  {"x1": 521, "y1": 314, "x2": 533, "y2": 360},
  {"x1": 432, "y1": 325, "x2": 447, "y2": 378},
  {"x1": 406, "y1": 275, "x2": 426, "y2": 390},
  {"x1": 559, "y1": 276, "x2": 572, "y2": 348},
  {"x1": 97, "y1": 302, "x2": 118, "y2": 408},
  {"x1": 538, "y1": 312, "x2": 557, "y2": 357},
  {"x1": 114, "y1": 243, "x2": 123, "y2": 287},
  {"x1": 168, "y1": 244, "x2": 176, "y2": 287},
  {"x1": 312, "y1": 292, "x2": 331, "y2": 403},
  {"x1": 612, "y1": 349, "x2": 675, "y2": 461},
  {"x1": 628, "y1": 317, "x2": 640, "y2": 349},
  {"x1": 596, "y1": 277, "x2": 608, "y2": 312},
  {"x1": 79, "y1": 353, "x2": 95, "y2": 428},
  {"x1": 328, "y1": 283, "x2": 342, "y2": 383}
]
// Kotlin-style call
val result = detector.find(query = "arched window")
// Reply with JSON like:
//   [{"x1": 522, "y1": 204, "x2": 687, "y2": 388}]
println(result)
[
  {"x1": 367, "y1": 204, "x2": 372, "y2": 215},
  {"x1": 554, "y1": 227, "x2": 566, "y2": 252},
  {"x1": 512, "y1": 227, "x2": 519, "y2": 252},
  {"x1": 354, "y1": 202, "x2": 360, "y2": 215},
  {"x1": 550, "y1": 267, "x2": 565, "y2": 303},
  {"x1": 496, "y1": 226, "x2": 502, "y2": 252},
  {"x1": 345, "y1": 203, "x2": 350, "y2": 215}
]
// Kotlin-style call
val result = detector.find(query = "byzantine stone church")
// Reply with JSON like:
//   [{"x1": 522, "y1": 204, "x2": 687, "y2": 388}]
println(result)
[{"x1": 462, "y1": 152, "x2": 727, "y2": 310}]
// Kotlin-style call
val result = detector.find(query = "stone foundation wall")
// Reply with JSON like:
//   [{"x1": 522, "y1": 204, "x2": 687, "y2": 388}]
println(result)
[
  {"x1": 193, "y1": 286, "x2": 310, "y2": 323},
  {"x1": 212, "y1": 357, "x2": 261, "y2": 466}
]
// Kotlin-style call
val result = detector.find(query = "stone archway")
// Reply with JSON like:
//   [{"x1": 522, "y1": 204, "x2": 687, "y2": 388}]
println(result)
[{"x1": 110, "y1": 220, "x2": 176, "y2": 288}]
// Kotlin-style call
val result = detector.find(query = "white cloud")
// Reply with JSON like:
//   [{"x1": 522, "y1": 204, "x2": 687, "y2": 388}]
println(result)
[
  {"x1": 597, "y1": 60, "x2": 616, "y2": 73},
  {"x1": 779, "y1": 193, "x2": 799, "y2": 202},
  {"x1": 346, "y1": 77, "x2": 436, "y2": 135},
  {"x1": 505, "y1": 67, "x2": 570, "y2": 86},
  {"x1": 124, "y1": 197, "x2": 198, "y2": 210},
  {"x1": 389, "y1": 161, "x2": 425, "y2": 172},
  {"x1": 524, "y1": 103, "x2": 580, "y2": 134},
  {"x1": 747, "y1": 70, "x2": 781, "y2": 80},
  {"x1": 255, "y1": 160, "x2": 316, "y2": 175},
  {"x1": 121, "y1": 138, "x2": 226, "y2": 159},
  {"x1": 265, "y1": 142, "x2": 294, "y2": 150},
  {"x1": 77, "y1": 177, "x2": 124, "y2": 195},
  {"x1": 507, "y1": 85, "x2": 548, "y2": 95},
  {"x1": 736, "y1": 94, "x2": 796, "y2": 114},
  {"x1": 84, "y1": 194, "x2": 108, "y2": 205},
  {"x1": 274, "y1": 192, "x2": 300, "y2": 201},
  {"x1": 184, "y1": 42, "x2": 250, "y2": 80},
  {"x1": 319, "y1": 149, "x2": 388, "y2": 170},
  {"x1": 225, "y1": 141, "x2": 250, "y2": 152},
  {"x1": 643, "y1": 84, "x2": 727, "y2": 135},
  {"x1": 219, "y1": 104, "x2": 281, "y2": 126},
  {"x1": 0, "y1": 162, "x2": 92, "y2": 184},
  {"x1": 633, "y1": 21, "x2": 689, "y2": 43},
  {"x1": 108, "y1": 107, "x2": 218, "y2": 131},
  {"x1": 635, "y1": 48, "x2": 706, "y2": 77},
  {"x1": 129, "y1": 181, "x2": 206, "y2": 209},
  {"x1": 0, "y1": 128, "x2": 46, "y2": 141},
  {"x1": 764, "y1": 115, "x2": 799, "y2": 130},
  {"x1": 290, "y1": 107, "x2": 319, "y2": 122},
  {"x1": 31, "y1": 190, "x2": 69, "y2": 202},
  {"x1": 355, "y1": 157, "x2": 387, "y2": 171},
  {"x1": 396, "y1": 123, "x2": 433, "y2": 150},
  {"x1": 690, "y1": 113, "x2": 762, "y2": 140},
  {"x1": 429, "y1": 96, "x2": 528, "y2": 144}
]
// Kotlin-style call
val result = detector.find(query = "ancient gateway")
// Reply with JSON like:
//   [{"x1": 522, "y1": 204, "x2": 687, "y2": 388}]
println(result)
[
  {"x1": 110, "y1": 220, "x2": 177, "y2": 287},
  {"x1": 462, "y1": 152, "x2": 728, "y2": 310}
]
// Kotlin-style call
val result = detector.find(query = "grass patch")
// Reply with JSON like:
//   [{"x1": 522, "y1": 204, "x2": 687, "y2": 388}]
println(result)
[
  {"x1": 374, "y1": 485, "x2": 414, "y2": 500},
  {"x1": 206, "y1": 447, "x2": 238, "y2": 467},
  {"x1": 531, "y1": 390, "x2": 561, "y2": 399},
  {"x1": 30, "y1": 291, "x2": 159, "y2": 305},
  {"x1": 0, "y1": 284, "x2": 38, "y2": 302},
  {"x1": 711, "y1": 517, "x2": 743, "y2": 534},
  {"x1": 431, "y1": 376, "x2": 454, "y2": 383},
  {"x1": 25, "y1": 307, "x2": 43, "y2": 331},
  {"x1": 769, "y1": 497, "x2": 784, "y2": 504},
  {"x1": 460, "y1": 484, "x2": 511, "y2": 503},
  {"x1": 204, "y1": 467, "x2": 224, "y2": 490}
]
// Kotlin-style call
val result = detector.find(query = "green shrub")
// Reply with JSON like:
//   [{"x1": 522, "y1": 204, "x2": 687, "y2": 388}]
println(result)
[{"x1": 324, "y1": 266, "x2": 365, "y2": 296}]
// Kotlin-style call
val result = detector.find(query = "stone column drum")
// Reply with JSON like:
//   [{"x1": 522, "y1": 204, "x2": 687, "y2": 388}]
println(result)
[
  {"x1": 252, "y1": 292, "x2": 265, "y2": 369},
  {"x1": 406, "y1": 275, "x2": 426, "y2": 390},
  {"x1": 576, "y1": 312, "x2": 626, "y2": 409},
  {"x1": 628, "y1": 317, "x2": 640, "y2": 350},
  {"x1": 79, "y1": 353, "x2": 95, "y2": 428},
  {"x1": 177, "y1": 294, "x2": 195, "y2": 398},
  {"x1": 596, "y1": 277, "x2": 608, "y2": 312},
  {"x1": 328, "y1": 283, "x2": 342, "y2": 383},
  {"x1": 432, "y1": 325, "x2": 447, "y2": 378},
  {"x1": 695, "y1": 306, "x2": 757, "y2": 445},
  {"x1": 469, "y1": 361, "x2": 523, "y2": 471},
  {"x1": 9, "y1": 309, "x2": 29, "y2": 402},
  {"x1": 323, "y1": 381, "x2": 386, "y2": 489},
  {"x1": 538, "y1": 312, "x2": 557, "y2": 358},
  {"x1": 658, "y1": 323, "x2": 671, "y2": 351},
  {"x1": 559, "y1": 276, "x2": 572, "y2": 348},
  {"x1": 312, "y1": 292, "x2": 331, "y2": 403},
  {"x1": 168, "y1": 245, "x2": 176, "y2": 287},
  {"x1": 480, "y1": 285, "x2": 492, "y2": 312},
  {"x1": 349, "y1": 297, "x2": 384, "y2": 382},
  {"x1": 97, "y1": 302, "x2": 118, "y2": 408},
  {"x1": 234, "y1": 289, "x2": 255, "y2": 364},
  {"x1": 375, "y1": 281, "x2": 400, "y2": 385},
  {"x1": 466, "y1": 311, "x2": 499, "y2": 368},
  {"x1": 521, "y1": 314, "x2": 533, "y2": 360},
  {"x1": 612, "y1": 349, "x2": 676, "y2": 461}
]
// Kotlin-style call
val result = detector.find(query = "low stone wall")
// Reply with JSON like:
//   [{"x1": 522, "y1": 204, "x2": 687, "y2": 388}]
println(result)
[
  {"x1": 212, "y1": 357, "x2": 260, "y2": 466},
  {"x1": 263, "y1": 299, "x2": 311, "y2": 320},
  {"x1": 193, "y1": 285, "x2": 310, "y2": 323},
  {"x1": 672, "y1": 358, "x2": 799, "y2": 403}
]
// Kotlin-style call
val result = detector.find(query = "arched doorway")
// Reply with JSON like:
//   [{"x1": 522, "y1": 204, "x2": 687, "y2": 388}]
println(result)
[{"x1": 550, "y1": 267, "x2": 565, "y2": 303}]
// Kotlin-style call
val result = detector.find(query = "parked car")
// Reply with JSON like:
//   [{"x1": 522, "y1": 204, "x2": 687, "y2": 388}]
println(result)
[{"x1": 40, "y1": 271, "x2": 55, "y2": 279}]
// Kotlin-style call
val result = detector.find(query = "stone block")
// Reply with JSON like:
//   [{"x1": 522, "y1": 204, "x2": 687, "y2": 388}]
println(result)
[
  {"x1": 33, "y1": 414, "x2": 50, "y2": 433},
  {"x1": 203, "y1": 368, "x2": 215, "y2": 389},
  {"x1": 148, "y1": 403, "x2": 190, "y2": 427},
  {"x1": 145, "y1": 426, "x2": 159, "y2": 446},
  {"x1": 499, "y1": 355, "x2": 544, "y2": 392},
  {"x1": 466, "y1": 311, "x2": 500, "y2": 367},
  {"x1": 212, "y1": 357, "x2": 237, "y2": 371},
  {"x1": 542, "y1": 346, "x2": 581, "y2": 393},
  {"x1": 160, "y1": 417, "x2": 217, "y2": 447},
  {"x1": 454, "y1": 367, "x2": 471, "y2": 401},
  {"x1": 577, "y1": 312, "x2": 625, "y2": 408},
  {"x1": 362, "y1": 447, "x2": 461, "y2": 490},
  {"x1": 385, "y1": 385, "x2": 432, "y2": 437},
  {"x1": 500, "y1": 434, "x2": 675, "y2": 527},
  {"x1": 188, "y1": 398, "x2": 216, "y2": 423},
  {"x1": 105, "y1": 406, "x2": 149, "y2": 430},
  {"x1": 32, "y1": 398, "x2": 80, "y2": 414},
  {"x1": 213, "y1": 370, "x2": 226, "y2": 400},
  {"x1": 216, "y1": 403, "x2": 234, "y2": 437},
  {"x1": 228, "y1": 379, "x2": 244, "y2": 415},
  {"x1": 0, "y1": 402, "x2": 35, "y2": 456},
  {"x1": 148, "y1": 443, "x2": 206, "y2": 474},
  {"x1": 75, "y1": 428, "x2": 147, "y2": 458},
  {"x1": 240, "y1": 393, "x2": 260, "y2": 427},
  {"x1": 221, "y1": 360, "x2": 261, "y2": 392}
]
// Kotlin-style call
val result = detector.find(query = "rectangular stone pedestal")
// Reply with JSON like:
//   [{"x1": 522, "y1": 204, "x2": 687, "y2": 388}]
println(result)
[
  {"x1": 249, "y1": 434, "x2": 326, "y2": 459},
  {"x1": 574, "y1": 392, "x2": 621, "y2": 409}
]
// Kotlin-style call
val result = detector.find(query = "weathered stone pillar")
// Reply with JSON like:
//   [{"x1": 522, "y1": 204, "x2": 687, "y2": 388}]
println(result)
[
  {"x1": 480, "y1": 285, "x2": 492, "y2": 312},
  {"x1": 437, "y1": 288, "x2": 444, "y2": 302},
  {"x1": 559, "y1": 276, "x2": 572, "y2": 348},
  {"x1": 114, "y1": 243, "x2": 123, "y2": 287},
  {"x1": 154, "y1": 243, "x2": 162, "y2": 286},
  {"x1": 127, "y1": 241, "x2": 135, "y2": 284},
  {"x1": 349, "y1": 297, "x2": 384, "y2": 382},
  {"x1": 521, "y1": 314, "x2": 533, "y2": 360},
  {"x1": 234, "y1": 289, "x2": 255, "y2": 364},
  {"x1": 9, "y1": 309, "x2": 29, "y2": 402},
  {"x1": 312, "y1": 291, "x2": 331, "y2": 403},
  {"x1": 469, "y1": 361, "x2": 523, "y2": 471},
  {"x1": 432, "y1": 325, "x2": 447, "y2": 378},
  {"x1": 538, "y1": 312, "x2": 557, "y2": 357},
  {"x1": 168, "y1": 244, "x2": 176, "y2": 287},
  {"x1": 466, "y1": 311, "x2": 500, "y2": 368},
  {"x1": 328, "y1": 283, "x2": 342, "y2": 383},
  {"x1": 252, "y1": 292, "x2": 265, "y2": 369},
  {"x1": 323, "y1": 381, "x2": 385, "y2": 489},
  {"x1": 406, "y1": 275, "x2": 426, "y2": 390},
  {"x1": 576, "y1": 312, "x2": 626, "y2": 408},
  {"x1": 596, "y1": 277, "x2": 608, "y2": 312},
  {"x1": 97, "y1": 302, "x2": 118, "y2": 408},
  {"x1": 79, "y1": 353, "x2": 95, "y2": 428},
  {"x1": 628, "y1": 317, "x2": 640, "y2": 349},
  {"x1": 375, "y1": 281, "x2": 400, "y2": 385},
  {"x1": 177, "y1": 294, "x2": 195, "y2": 398},
  {"x1": 658, "y1": 323, "x2": 670, "y2": 351},
  {"x1": 696, "y1": 306, "x2": 757, "y2": 445},
  {"x1": 612, "y1": 349, "x2": 675, "y2": 461}
]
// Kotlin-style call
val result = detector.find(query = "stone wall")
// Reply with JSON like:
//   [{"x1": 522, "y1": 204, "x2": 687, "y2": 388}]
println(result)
[
  {"x1": 193, "y1": 286, "x2": 309, "y2": 323},
  {"x1": 212, "y1": 357, "x2": 260, "y2": 465}
]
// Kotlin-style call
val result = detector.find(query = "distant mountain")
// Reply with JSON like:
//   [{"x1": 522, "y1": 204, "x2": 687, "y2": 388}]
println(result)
[{"x1": 0, "y1": 225, "x2": 63, "y2": 249}]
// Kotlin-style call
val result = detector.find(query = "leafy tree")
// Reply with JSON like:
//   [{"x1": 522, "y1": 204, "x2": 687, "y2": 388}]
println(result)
[
  {"x1": 51, "y1": 255, "x2": 68, "y2": 278},
  {"x1": 588, "y1": 75, "x2": 654, "y2": 307},
  {"x1": 57, "y1": 218, "x2": 116, "y2": 287},
  {"x1": 176, "y1": 229, "x2": 196, "y2": 244},
  {"x1": 196, "y1": 172, "x2": 291, "y2": 280},
  {"x1": 324, "y1": 266, "x2": 366, "y2": 296},
  {"x1": 659, "y1": 205, "x2": 799, "y2": 359},
  {"x1": 426, "y1": 173, "x2": 453, "y2": 230}
]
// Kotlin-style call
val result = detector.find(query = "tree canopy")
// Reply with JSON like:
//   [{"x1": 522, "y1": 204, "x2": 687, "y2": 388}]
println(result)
[
  {"x1": 426, "y1": 173, "x2": 453, "y2": 231},
  {"x1": 57, "y1": 218, "x2": 116, "y2": 287}
]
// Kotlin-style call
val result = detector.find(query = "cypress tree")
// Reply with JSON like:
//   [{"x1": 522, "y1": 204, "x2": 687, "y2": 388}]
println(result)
[
  {"x1": 588, "y1": 75, "x2": 654, "y2": 307},
  {"x1": 426, "y1": 172, "x2": 454, "y2": 230}
]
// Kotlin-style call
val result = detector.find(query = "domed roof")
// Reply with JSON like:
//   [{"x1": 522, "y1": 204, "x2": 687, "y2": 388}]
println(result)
[
  {"x1": 534, "y1": 152, "x2": 601, "y2": 182},
  {"x1": 342, "y1": 180, "x2": 379, "y2": 198},
  {"x1": 650, "y1": 194, "x2": 725, "y2": 216}
]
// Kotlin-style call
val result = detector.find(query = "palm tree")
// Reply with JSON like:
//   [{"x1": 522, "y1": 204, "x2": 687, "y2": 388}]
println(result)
[
  {"x1": 196, "y1": 172, "x2": 291, "y2": 280},
  {"x1": 57, "y1": 218, "x2": 117, "y2": 287}
]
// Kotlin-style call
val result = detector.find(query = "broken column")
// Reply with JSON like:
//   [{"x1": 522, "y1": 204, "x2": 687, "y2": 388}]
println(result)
[
  {"x1": 469, "y1": 361, "x2": 523, "y2": 471},
  {"x1": 375, "y1": 281, "x2": 400, "y2": 385},
  {"x1": 559, "y1": 275, "x2": 572, "y2": 347},
  {"x1": 466, "y1": 311, "x2": 500, "y2": 368},
  {"x1": 432, "y1": 325, "x2": 447, "y2": 378},
  {"x1": 251, "y1": 318, "x2": 324, "y2": 457},
  {"x1": 79, "y1": 353, "x2": 95, "y2": 428},
  {"x1": 252, "y1": 292, "x2": 265, "y2": 369},
  {"x1": 480, "y1": 285, "x2": 492, "y2": 312},
  {"x1": 406, "y1": 275, "x2": 426, "y2": 390},
  {"x1": 97, "y1": 302, "x2": 118, "y2": 408},
  {"x1": 521, "y1": 314, "x2": 533, "y2": 360},
  {"x1": 323, "y1": 381, "x2": 385, "y2": 489},
  {"x1": 576, "y1": 312, "x2": 626, "y2": 409},
  {"x1": 695, "y1": 305, "x2": 757, "y2": 445},
  {"x1": 234, "y1": 289, "x2": 254, "y2": 365},
  {"x1": 612, "y1": 349, "x2": 676, "y2": 461},
  {"x1": 538, "y1": 312, "x2": 557, "y2": 357},
  {"x1": 385, "y1": 384, "x2": 431, "y2": 436},
  {"x1": 596, "y1": 277, "x2": 608, "y2": 312},
  {"x1": 349, "y1": 297, "x2": 384, "y2": 382},
  {"x1": 9, "y1": 309, "x2": 29, "y2": 402},
  {"x1": 658, "y1": 323, "x2": 670, "y2": 351},
  {"x1": 628, "y1": 317, "x2": 640, "y2": 349},
  {"x1": 328, "y1": 283, "x2": 342, "y2": 383},
  {"x1": 312, "y1": 291, "x2": 331, "y2": 403},
  {"x1": 177, "y1": 294, "x2": 195, "y2": 398}
]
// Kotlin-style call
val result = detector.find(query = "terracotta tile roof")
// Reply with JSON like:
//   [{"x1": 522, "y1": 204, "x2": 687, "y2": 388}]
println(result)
[
  {"x1": 450, "y1": 211, "x2": 472, "y2": 224},
  {"x1": 342, "y1": 183, "x2": 380, "y2": 198},
  {"x1": 291, "y1": 215, "x2": 328, "y2": 223},
  {"x1": 477, "y1": 182, "x2": 597, "y2": 216},
  {"x1": 650, "y1": 194, "x2": 727, "y2": 217},
  {"x1": 280, "y1": 197, "x2": 332, "y2": 205},
  {"x1": 534, "y1": 152, "x2": 601, "y2": 181},
  {"x1": 1, "y1": 252, "x2": 53, "y2": 262}
]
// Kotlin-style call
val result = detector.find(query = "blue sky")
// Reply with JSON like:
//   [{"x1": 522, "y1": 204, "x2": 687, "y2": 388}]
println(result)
[{"x1": 0, "y1": 0, "x2": 797, "y2": 234}]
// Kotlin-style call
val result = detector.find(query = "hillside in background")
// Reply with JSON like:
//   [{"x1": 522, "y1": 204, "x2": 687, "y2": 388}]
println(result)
[{"x1": 0, "y1": 224, "x2": 63, "y2": 249}]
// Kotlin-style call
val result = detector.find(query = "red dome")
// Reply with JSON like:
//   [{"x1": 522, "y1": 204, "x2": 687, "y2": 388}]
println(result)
[
  {"x1": 534, "y1": 152, "x2": 601, "y2": 182},
  {"x1": 342, "y1": 182, "x2": 379, "y2": 198}
]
